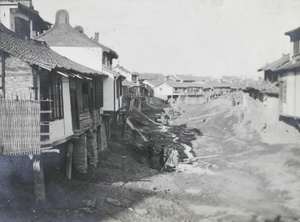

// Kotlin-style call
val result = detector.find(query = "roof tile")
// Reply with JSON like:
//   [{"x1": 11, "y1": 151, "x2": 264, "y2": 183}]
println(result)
[{"x1": 0, "y1": 24, "x2": 106, "y2": 78}]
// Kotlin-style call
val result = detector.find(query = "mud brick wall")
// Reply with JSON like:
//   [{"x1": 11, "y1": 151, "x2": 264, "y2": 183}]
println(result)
[
  {"x1": 4, "y1": 56, "x2": 34, "y2": 100},
  {"x1": 243, "y1": 92, "x2": 279, "y2": 131},
  {"x1": 242, "y1": 92, "x2": 300, "y2": 144}
]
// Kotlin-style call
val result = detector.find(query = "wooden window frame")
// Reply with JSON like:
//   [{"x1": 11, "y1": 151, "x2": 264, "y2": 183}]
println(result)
[
  {"x1": 95, "y1": 79, "x2": 103, "y2": 108},
  {"x1": 50, "y1": 74, "x2": 64, "y2": 119},
  {"x1": 15, "y1": 17, "x2": 30, "y2": 37},
  {"x1": 82, "y1": 81, "x2": 90, "y2": 111}
]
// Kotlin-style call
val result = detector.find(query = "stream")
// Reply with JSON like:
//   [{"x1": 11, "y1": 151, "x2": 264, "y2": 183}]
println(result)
[{"x1": 158, "y1": 124, "x2": 202, "y2": 160}]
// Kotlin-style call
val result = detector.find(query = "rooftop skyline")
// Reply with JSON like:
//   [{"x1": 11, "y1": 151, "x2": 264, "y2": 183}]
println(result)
[{"x1": 32, "y1": 0, "x2": 300, "y2": 78}]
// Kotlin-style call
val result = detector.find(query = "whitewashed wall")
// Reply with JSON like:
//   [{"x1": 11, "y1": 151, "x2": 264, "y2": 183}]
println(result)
[
  {"x1": 49, "y1": 76, "x2": 73, "y2": 141},
  {"x1": 51, "y1": 46, "x2": 103, "y2": 71},
  {"x1": 154, "y1": 83, "x2": 173, "y2": 100}
]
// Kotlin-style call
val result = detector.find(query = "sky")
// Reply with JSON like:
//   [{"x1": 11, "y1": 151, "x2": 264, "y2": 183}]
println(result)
[{"x1": 32, "y1": 0, "x2": 300, "y2": 78}]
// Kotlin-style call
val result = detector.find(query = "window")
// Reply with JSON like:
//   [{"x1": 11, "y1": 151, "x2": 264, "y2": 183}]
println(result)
[
  {"x1": 280, "y1": 80, "x2": 287, "y2": 103},
  {"x1": 293, "y1": 40, "x2": 300, "y2": 57},
  {"x1": 102, "y1": 52, "x2": 111, "y2": 67},
  {"x1": 119, "y1": 80, "x2": 122, "y2": 96},
  {"x1": 50, "y1": 74, "x2": 63, "y2": 119},
  {"x1": 95, "y1": 80, "x2": 103, "y2": 108},
  {"x1": 82, "y1": 82, "x2": 90, "y2": 110},
  {"x1": 15, "y1": 17, "x2": 30, "y2": 37}
]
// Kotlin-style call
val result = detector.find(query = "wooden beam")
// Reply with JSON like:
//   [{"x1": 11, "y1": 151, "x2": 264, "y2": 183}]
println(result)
[{"x1": 66, "y1": 142, "x2": 73, "y2": 179}]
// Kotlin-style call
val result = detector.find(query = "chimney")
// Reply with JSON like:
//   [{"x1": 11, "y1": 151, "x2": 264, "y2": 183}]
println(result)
[{"x1": 94, "y1": 32, "x2": 99, "y2": 43}]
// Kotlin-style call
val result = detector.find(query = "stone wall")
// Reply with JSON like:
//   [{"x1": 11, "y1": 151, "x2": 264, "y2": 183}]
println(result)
[{"x1": 4, "y1": 56, "x2": 34, "y2": 100}]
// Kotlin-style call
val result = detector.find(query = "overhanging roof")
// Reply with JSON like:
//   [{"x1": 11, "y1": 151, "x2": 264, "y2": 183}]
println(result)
[
  {"x1": 35, "y1": 10, "x2": 118, "y2": 59},
  {"x1": 258, "y1": 54, "x2": 290, "y2": 72},
  {"x1": 0, "y1": 24, "x2": 107, "y2": 78}
]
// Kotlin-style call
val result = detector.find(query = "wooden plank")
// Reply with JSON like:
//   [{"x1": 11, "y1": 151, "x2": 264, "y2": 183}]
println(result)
[
  {"x1": 40, "y1": 110, "x2": 52, "y2": 114},
  {"x1": 66, "y1": 142, "x2": 73, "y2": 179}
]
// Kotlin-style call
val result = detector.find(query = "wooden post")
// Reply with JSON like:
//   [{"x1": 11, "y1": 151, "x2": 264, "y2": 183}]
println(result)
[
  {"x1": 33, "y1": 159, "x2": 45, "y2": 202},
  {"x1": 66, "y1": 141, "x2": 73, "y2": 179},
  {"x1": 122, "y1": 98, "x2": 131, "y2": 139},
  {"x1": 108, "y1": 116, "x2": 112, "y2": 139}
]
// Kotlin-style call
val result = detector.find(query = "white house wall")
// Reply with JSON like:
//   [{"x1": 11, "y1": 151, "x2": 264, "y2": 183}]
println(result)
[
  {"x1": 281, "y1": 71, "x2": 300, "y2": 118},
  {"x1": 51, "y1": 46, "x2": 103, "y2": 71},
  {"x1": 51, "y1": 46, "x2": 117, "y2": 113},
  {"x1": 154, "y1": 83, "x2": 173, "y2": 100},
  {"x1": 281, "y1": 72, "x2": 295, "y2": 118},
  {"x1": 49, "y1": 76, "x2": 73, "y2": 141},
  {"x1": 0, "y1": 4, "x2": 36, "y2": 38},
  {"x1": 296, "y1": 72, "x2": 300, "y2": 118},
  {"x1": 103, "y1": 77, "x2": 114, "y2": 111},
  {"x1": 0, "y1": 6, "x2": 13, "y2": 29}
]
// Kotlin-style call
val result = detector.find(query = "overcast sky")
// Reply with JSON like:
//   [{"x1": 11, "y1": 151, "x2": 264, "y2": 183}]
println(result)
[{"x1": 32, "y1": 0, "x2": 300, "y2": 78}]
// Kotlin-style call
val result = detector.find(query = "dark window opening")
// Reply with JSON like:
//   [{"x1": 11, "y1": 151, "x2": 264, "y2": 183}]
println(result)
[
  {"x1": 293, "y1": 40, "x2": 300, "y2": 57},
  {"x1": 95, "y1": 80, "x2": 103, "y2": 108},
  {"x1": 40, "y1": 72, "x2": 64, "y2": 120},
  {"x1": 82, "y1": 81, "x2": 90, "y2": 110},
  {"x1": 15, "y1": 17, "x2": 30, "y2": 37},
  {"x1": 50, "y1": 74, "x2": 64, "y2": 119}
]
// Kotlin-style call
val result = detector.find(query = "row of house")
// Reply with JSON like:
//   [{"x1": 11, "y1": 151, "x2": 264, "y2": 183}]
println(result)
[
  {"x1": 117, "y1": 69, "x2": 247, "y2": 103},
  {"x1": 0, "y1": 1, "x2": 126, "y2": 201},
  {"x1": 251, "y1": 25, "x2": 300, "y2": 121},
  {"x1": 241, "y1": 24, "x2": 300, "y2": 141}
]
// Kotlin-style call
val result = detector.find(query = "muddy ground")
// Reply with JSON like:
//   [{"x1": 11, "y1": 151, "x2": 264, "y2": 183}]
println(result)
[{"x1": 0, "y1": 97, "x2": 300, "y2": 222}]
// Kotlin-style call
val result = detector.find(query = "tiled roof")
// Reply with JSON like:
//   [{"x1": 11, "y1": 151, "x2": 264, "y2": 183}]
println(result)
[
  {"x1": 114, "y1": 65, "x2": 132, "y2": 74},
  {"x1": 103, "y1": 66, "x2": 122, "y2": 78},
  {"x1": 285, "y1": 26, "x2": 300, "y2": 41},
  {"x1": 258, "y1": 54, "x2": 290, "y2": 72},
  {"x1": 122, "y1": 79, "x2": 137, "y2": 88},
  {"x1": 174, "y1": 74, "x2": 196, "y2": 82},
  {"x1": 168, "y1": 74, "x2": 211, "y2": 82},
  {"x1": 275, "y1": 59, "x2": 300, "y2": 72},
  {"x1": 162, "y1": 81, "x2": 208, "y2": 88},
  {"x1": 138, "y1": 73, "x2": 165, "y2": 81},
  {"x1": 0, "y1": 24, "x2": 106, "y2": 77},
  {"x1": 143, "y1": 79, "x2": 163, "y2": 87},
  {"x1": 35, "y1": 10, "x2": 118, "y2": 59},
  {"x1": 244, "y1": 82, "x2": 279, "y2": 95},
  {"x1": 208, "y1": 81, "x2": 231, "y2": 88}
]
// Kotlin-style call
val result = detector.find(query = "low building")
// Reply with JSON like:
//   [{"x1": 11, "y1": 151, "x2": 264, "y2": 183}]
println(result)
[
  {"x1": 113, "y1": 65, "x2": 139, "y2": 83},
  {"x1": 113, "y1": 65, "x2": 140, "y2": 98},
  {"x1": 0, "y1": 24, "x2": 107, "y2": 200},
  {"x1": 258, "y1": 54, "x2": 290, "y2": 82},
  {"x1": 35, "y1": 10, "x2": 124, "y2": 139},
  {"x1": 275, "y1": 27, "x2": 300, "y2": 119},
  {"x1": 153, "y1": 81, "x2": 207, "y2": 103},
  {"x1": 0, "y1": 0, "x2": 51, "y2": 38},
  {"x1": 208, "y1": 81, "x2": 232, "y2": 97},
  {"x1": 256, "y1": 25, "x2": 300, "y2": 120}
]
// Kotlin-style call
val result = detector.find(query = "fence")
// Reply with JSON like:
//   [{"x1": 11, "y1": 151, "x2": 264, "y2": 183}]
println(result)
[{"x1": 0, "y1": 99, "x2": 41, "y2": 156}]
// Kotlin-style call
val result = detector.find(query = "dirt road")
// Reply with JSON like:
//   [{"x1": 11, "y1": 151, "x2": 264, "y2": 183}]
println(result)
[{"x1": 1, "y1": 98, "x2": 299, "y2": 221}]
